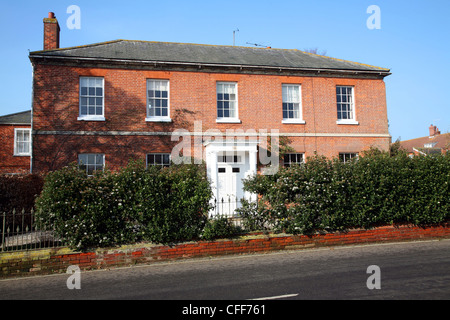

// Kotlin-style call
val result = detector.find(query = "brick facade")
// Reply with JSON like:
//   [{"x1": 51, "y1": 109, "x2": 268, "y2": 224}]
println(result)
[
  {"x1": 0, "y1": 123, "x2": 31, "y2": 175},
  {"x1": 31, "y1": 64, "x2": 390, "y2": 173},
  {"x1": 29, "y1": 12, "x2": 392, "y2": 211}
]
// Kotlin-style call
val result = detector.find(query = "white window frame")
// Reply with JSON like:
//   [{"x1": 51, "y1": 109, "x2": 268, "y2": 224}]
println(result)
[
  {"x1": 78, "y1": 153, "x2": 105, "y2": 175},
  {"x1": 216, "y1": 82, "x2": 240, "y2": 123},
  {"x1": 336, "y1": 86, "x2": 358, "y2": 125},
  {"x1": 283, "y1": 153, "x2": 304, "y2": 167},
  {"x1": 146, "y1": 153, "x2": 171, "y2": 167},
  {"x1": 281, "y1": 84, "x2": 305, "y2": 124},
  {"x1": 146, "y1": 79, "x2": 171, "y2": 122},
  {"x1": 14, "y1": 128, "x2": 31, "y2": 156},
  {"x1": 339, "y1": 153, "x2": 358, "y2": 163},
  {"x1": 78, "y1": 77, "x2": 105, "y2": 121}
]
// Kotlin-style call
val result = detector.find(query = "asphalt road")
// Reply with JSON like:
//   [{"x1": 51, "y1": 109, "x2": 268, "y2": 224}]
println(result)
[{"x1": 1, "y1": 239, "x2": 449, "y2": 302}]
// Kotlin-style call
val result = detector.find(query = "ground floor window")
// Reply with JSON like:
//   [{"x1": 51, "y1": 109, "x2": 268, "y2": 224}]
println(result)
[
  {"x1": 283, "y1": 153, "x2": 304, "y2": 167},
  {"x1": 147, "y1": 153, "x2": 170, "y2": 168},
  {"x1": 78, "y1": 153, "x2": 105, "y2": 175},
  {"x1": 339, "y1": 152, "x2": 358, "y2": 163},
  {"x1": 14, "y1": 128, "x2": 31, "y2": 156}
]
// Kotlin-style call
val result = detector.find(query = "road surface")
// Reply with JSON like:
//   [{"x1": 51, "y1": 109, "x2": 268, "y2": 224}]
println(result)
[{"x1": 1, "y1": 239, "x2": 449, "y2": 302}]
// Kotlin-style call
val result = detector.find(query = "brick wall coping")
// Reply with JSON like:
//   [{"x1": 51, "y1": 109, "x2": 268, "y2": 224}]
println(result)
[{"x1": 1, "y1": 223, "x2": 449, "y2": 278}]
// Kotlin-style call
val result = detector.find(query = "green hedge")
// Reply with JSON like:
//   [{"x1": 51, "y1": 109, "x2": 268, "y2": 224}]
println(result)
[
  {"x1": 238, "y1": 150, "x2": 449, "y2": 234},
  {"x1": 35, "y1": 161, "x2": 212, "y2": 250}
]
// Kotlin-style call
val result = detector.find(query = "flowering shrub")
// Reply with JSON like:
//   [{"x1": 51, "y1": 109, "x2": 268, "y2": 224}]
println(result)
[
  {"x1": 240, "y1": 150, "x2": 449, "y2": 234},
  {"x1": 35, "y1": 161, "x2": 212, "y2": 250}
]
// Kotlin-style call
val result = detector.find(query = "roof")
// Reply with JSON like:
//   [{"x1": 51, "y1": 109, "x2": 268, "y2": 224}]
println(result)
[
  {"x1": 399, "y1": 133, "x2": 449, "y2": 153},
  {"x1": 29, "y1": 40, "x2": 391, "y2": 76},
  {"x1": 0, "y1": 110, "x2": 31, "y2": 125}
]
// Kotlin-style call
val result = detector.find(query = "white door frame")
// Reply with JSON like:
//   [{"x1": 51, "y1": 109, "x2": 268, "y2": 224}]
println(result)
[{"x1": 204, "y1": 139, "x2": 258, "y2": 216}]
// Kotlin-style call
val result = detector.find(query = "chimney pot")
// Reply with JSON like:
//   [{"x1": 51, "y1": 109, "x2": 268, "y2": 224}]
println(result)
[{"x1": 48, "y1": 12, "x2": 55, "y2": 19}]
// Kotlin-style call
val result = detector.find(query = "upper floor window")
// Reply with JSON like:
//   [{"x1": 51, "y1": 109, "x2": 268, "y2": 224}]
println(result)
[
  {"x1": 217, "y1": 82, "x2": 240, "y2": 123},
  {"x1": 283, "y1": 153, "x2": 304, "y2": 167},
  {"x1": 147, "y1": 80, "x2": 171, "y2": 122},
  {"x1": 79, "y1": 77, "x2": 104, "y2": 121},
  {"x1": 336, "y1": 86, "x2": 358, "y2": 125},
  {"x1": 14, "y1": 128, "x2": 31, "y2": 156},
  {"x1": 282, "y1": 84, "x2": 304, "y2": 124},
  {"x1": 78, "y1": 153, "x2": 105, "y2": 175},
  {"x1": 147, "y1": 153, "x2": 171, "y2": 168}
]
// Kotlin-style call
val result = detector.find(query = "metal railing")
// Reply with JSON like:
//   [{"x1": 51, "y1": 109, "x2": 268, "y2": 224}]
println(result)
[
  {"x1": 1, "y1": 209, "x2": 62, "y2": 252},
  {"x1": 211, "y1": 197, "x2": 243, "y2": 218},
  {"x1": 1, "y1": 197, "x2": 258, "y2": 252},
  {"x1": 210, "y1": 196, "x2": 258, "y2": 227}
]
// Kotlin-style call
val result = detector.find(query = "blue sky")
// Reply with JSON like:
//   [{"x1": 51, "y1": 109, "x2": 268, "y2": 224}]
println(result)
[{"x1": 0, "y1": 0, "x2": 448, "y2": 141}]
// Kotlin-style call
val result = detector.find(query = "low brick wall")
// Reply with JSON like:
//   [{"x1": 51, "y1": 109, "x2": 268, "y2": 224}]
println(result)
[{"x1": 1, "y1": 223, "x2": 450, "y2": 278}]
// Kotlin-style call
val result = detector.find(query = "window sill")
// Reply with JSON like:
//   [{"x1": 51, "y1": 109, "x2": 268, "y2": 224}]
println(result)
[
  {"x1": 336, "y1": 120, "x2": 359, "y2": 125},
  {"x1": 282, "y1": 119, "x2": 306, "y2": 124},
  {"x1": 216, "y1": 118, "x2": 242, "y2": 124},
  {"x1": 77, "y1": 116, "x2": 106, "y2": 121},
  {"x1": 145, "y1": 117, "x2": 172, "y2": 123},
  {"x1": 14, "y1": 154, "x2": 31, "y2": 157}
]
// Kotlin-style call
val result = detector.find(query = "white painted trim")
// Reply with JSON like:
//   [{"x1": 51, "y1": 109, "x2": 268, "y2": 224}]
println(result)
[
  {"x1": 147, "y1": 79, "x2": 170, "y2": 120},
  {"x1": 216, "y1": 118, "x2": 241, "y2": 123},
  {"x1": 13, "y1": 128, "x2": 31, "y2": 156},
  {"x1": 412, "y1": 147, "x2": 427, "y2": 156},
  {"x1": 282, "y1": 119, "x2": 306, "y2": 124},
  {"x1": 216, "y1": 81, "x2": 239, "y2": 122},
  {"x1": 145, "y1": 117, "x2": 172, "y2": 122},
  {"x1": 77, "y1": 116, "x2": 106, "y2": 121},
  {"x1": 79, "y1": 76, "x2": 105, "y2": 120},
  {"x1": 336, "y1": 120, "x2": 359, "y2": 125},
  {"x1": 35, "y1": 130, "x2": 391, "y2": 138}
]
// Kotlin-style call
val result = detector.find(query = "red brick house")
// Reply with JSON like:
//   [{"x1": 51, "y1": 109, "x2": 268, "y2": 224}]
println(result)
[
  {"x1": 0, "y1": 110, "x2": 31, "y2": 174},
  {"x1": 29, "y1": 12, "x2": 391, "y2": 209},
  {"x1": 400, "y1": 125, "x2": 449, "y2": 157}
]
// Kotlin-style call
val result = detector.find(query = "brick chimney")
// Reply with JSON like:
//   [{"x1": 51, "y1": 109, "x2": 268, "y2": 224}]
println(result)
[
  {"x1": 43, "y1": 12, "x2": 60, "y2": 50},
  {"x1": 429, "y1": 124, "x2": 441, "y2": 137}
]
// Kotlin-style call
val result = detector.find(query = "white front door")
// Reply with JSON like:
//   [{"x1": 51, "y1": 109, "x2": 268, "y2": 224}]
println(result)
[
  {"x1": 204, "y1": 140, "x2": 259, "y2": 217},
  {"x1": 215, "y1": 152, "x2": 246, "y2": 216},
  {"x1": 216, "y1": 162, "x2": 244, "y2": 216}
]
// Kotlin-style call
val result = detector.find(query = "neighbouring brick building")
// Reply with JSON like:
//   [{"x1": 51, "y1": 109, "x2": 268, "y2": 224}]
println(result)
[
  {"x1": 0, "y1": 110, "x2": 31, "y2": 174},
  {"x1": 29, "y1": 12, "x2": 391, "y2": 210},
  {"x1": 400, "y1": 125, "x2": 449, "y2": 156}
]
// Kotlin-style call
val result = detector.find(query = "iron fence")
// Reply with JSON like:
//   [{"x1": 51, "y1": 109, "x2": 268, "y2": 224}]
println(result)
[
  {"x1": 210, "y1": 196, "x2": 258, "y2": 227},
  {"x1": 211, "y1": 197, "x2": 242, "y2": 218},
  {"x1": 1, "y1": 197, "x2": 258, "y2": 252},
  {"x1": 1, "y1": 209, "x2": 63, "y2": 252}
]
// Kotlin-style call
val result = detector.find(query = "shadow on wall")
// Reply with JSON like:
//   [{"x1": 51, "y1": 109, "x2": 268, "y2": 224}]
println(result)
[{"x1": 32, "y1": 67, "x2": 201, "y2": 173}]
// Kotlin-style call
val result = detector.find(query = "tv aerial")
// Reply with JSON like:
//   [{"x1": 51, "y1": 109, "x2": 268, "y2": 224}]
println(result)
[
  {"x1": 246, "y1": 42, "x2": 268, "y2": 48},
  {"x1": 233, "y1": 28, "x2": 239, "y2": 46}
]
